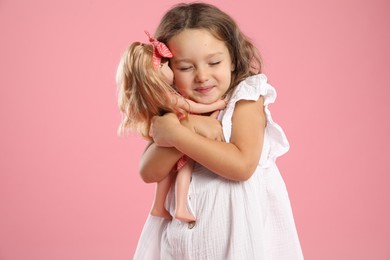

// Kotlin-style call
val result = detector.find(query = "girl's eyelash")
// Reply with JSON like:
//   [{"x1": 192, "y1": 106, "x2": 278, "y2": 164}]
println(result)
[{"x1": 177, "y1": 61, "x2": 221, "y2": 71}]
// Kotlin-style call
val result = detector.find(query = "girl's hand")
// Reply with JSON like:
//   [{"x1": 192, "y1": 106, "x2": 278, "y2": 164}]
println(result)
[
  {"x1": 149, "y1": 113, "x2": 182, "y2": 147},
  {"x1": 181, "y1": 112, "x2": 225, "y2": 142},
  {"x1": 150, "y1": 111, "x2": 224, "y2": 148},
  {"x1": 141, "y1": 111, "x2": 223, "y2": 183}
]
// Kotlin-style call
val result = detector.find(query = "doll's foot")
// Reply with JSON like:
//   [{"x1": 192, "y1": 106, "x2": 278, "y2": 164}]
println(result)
[
  {"x1": 174, "y1": 209, "x2": 196, "y2": 222},
  {"x1": 150, "y1": 207, "x2": 172, "y2": 220}
]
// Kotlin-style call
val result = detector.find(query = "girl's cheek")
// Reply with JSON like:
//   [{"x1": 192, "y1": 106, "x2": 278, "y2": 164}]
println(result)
[
  {"x1": 175, "y1": 79, "x2": 189, "y2": 95},
  {"x1": 178, "y1": 88, "x2": 190, "y2": 98}
]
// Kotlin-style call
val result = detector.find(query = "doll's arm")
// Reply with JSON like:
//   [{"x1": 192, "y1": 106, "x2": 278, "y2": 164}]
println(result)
[
  {"x1": 172, "y1": 94, "x2": 226, "y2": 114},
  {"x1": 150, "y1": 97, "x2": 266, "y2": 181}
]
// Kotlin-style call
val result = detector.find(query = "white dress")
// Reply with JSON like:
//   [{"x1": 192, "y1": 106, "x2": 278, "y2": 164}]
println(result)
[{"x1": 133, "y1": 74, "x2": 304, "y2": 260}]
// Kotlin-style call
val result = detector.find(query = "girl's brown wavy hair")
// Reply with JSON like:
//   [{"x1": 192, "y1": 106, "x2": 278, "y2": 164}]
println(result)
[{"x1": 155, "y1": 2, "x2": 262, "y2": 98}]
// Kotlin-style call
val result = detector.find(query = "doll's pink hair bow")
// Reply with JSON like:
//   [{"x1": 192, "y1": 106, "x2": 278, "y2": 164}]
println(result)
[{"x1": 144, "y1": 31, "x2": 173, "y2": 69}]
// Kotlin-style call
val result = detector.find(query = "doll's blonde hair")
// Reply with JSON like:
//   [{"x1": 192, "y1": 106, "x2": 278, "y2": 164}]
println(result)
[{"x1": 116, "y1": 42, "x2": 179, "y2": 139}]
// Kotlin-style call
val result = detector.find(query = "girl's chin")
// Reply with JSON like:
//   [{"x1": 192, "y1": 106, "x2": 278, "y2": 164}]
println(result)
[{"x1": 192, "y1": 95, "x2": 220, "y2": 105}]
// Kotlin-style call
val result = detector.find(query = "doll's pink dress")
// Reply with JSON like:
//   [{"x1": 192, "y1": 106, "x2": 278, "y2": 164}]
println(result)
[{"x1": 134, "y1": 74, "x2": 304, "y2": 260}]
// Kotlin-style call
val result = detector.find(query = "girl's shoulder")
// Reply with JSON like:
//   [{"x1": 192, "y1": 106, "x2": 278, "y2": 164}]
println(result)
[
  {"x1": 222, "y1": 74, "x2": 290, "y2": 159},
  {"x1": 230, "y1": 74, "x2": 276, "y2": 106}
]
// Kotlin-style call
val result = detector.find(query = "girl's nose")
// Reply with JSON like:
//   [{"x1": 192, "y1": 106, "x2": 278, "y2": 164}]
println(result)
[{"x1": 195, "y1": 66, "x2": 209, "y2": 83}]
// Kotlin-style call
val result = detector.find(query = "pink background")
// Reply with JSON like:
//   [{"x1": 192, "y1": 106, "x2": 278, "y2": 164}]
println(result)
[{"x1": 1, "y1": 0, "x2": 389, "y2": 259}]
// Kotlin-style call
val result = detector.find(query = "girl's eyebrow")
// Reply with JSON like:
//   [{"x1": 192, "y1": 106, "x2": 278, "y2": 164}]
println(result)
[{"x1": 173, "y1": 52, "x2": 224, "y2": 63}]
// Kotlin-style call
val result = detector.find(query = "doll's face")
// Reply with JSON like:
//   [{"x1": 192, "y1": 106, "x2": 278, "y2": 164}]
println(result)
[{"x1": 160, "y1": 60, "x2": 174, "y2": 86}]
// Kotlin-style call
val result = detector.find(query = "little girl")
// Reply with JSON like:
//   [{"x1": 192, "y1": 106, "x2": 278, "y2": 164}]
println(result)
[
  {"x1": 135, "y1": 3, "x2": 304, "y2": 259},
  {"x1": 116, "y1": 32, "x2": 226, "y2": 223}
]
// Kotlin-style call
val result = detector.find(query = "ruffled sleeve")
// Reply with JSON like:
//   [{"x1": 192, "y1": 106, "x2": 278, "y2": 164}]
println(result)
[{"x1": 219, "y1": 74, "x2": 290, "y2": 166}]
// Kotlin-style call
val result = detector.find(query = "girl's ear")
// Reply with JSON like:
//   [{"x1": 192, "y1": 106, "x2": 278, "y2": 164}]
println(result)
[{"x1": 231, "y1": 62, "x2": 235, "y2": 72}]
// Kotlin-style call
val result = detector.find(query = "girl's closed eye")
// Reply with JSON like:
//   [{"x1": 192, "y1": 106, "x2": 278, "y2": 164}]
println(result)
[
  {"x1": 209, "y1": 60, "x2": 221, "y2": 66},
  {"x1": 178, "y1": 66, "x2": 193, "y2": 71}
]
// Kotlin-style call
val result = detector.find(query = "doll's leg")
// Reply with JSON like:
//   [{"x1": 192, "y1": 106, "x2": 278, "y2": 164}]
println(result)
[
  {"x1": 150, "y1": 173, "x2": 173, "y2": 220},
  {"x1": 174, "y1": 159, "x2": 196, "y2": 222}
]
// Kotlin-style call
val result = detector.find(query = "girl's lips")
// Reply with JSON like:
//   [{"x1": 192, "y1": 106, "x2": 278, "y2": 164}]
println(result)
[{"x1": 194, "y1": 86, "x2": 213, "y2": 94}]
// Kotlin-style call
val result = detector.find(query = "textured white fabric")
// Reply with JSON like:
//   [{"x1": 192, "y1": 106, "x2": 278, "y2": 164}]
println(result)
[{"x1": 134, "y1": 74, "x2": 304, "y2": 260}]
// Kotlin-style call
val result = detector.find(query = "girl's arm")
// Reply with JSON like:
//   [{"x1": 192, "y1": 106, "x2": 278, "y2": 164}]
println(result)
[
  {"x1": 150, "y1": 97, "x2": 266, "y2": 181},
  {"x1": 139, "y1": 143, "x2": 182, "y2": 183},
  {"x1": 139, "y1": 112, "x2": 224, "y2": 183},
  {"x1": 172, "y1": 94, "x2": 226, "y2": 114},
  {"x1": 140, "y1": 96, "x2": 225, "y2": 183}
]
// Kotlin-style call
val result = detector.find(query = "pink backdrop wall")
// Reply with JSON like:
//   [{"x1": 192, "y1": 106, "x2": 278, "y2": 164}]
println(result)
[{"x1": 1, "y1": 0, "x2": 389, "y2": 259}]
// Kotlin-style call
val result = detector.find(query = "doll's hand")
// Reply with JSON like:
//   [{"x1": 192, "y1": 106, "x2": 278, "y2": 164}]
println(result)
[
  {"x1": 149, "y1": 113, "x2": 182, "y2": 147},
  {"x1": 180, "y1": 111, "x2": 225, "y2": 142},
  {"x1": 210, "y1": 99, "x2": 228, "y2": 111},
  {"x1": 173, "y1": 94, "x2": 227, "y2": 114}
]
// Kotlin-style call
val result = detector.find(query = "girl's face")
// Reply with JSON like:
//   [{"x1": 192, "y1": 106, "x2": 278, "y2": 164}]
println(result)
[{"x1": 168, "y1": 29, "x2": 233, "y2": 104}]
